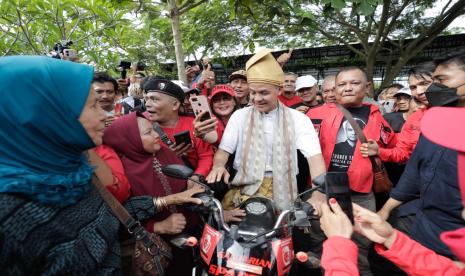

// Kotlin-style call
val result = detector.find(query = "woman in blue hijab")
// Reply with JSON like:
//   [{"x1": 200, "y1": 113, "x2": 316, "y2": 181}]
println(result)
[{"x1": 0, "y1": 56, "x2": 199, "y2": 275}]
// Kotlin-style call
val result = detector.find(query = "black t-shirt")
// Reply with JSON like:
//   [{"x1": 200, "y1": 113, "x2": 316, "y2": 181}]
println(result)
[
  {"x1": 383, "y1": 112, "x2": 405, "y2": 133},
  {"x1": 329, "y1": 106, "x2": 370, "y2": 172}
]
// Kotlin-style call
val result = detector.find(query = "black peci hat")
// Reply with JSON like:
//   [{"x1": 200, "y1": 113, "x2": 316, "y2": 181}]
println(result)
[{"x1": 143, "y1": 78, "x2": 185, "y2": 102}]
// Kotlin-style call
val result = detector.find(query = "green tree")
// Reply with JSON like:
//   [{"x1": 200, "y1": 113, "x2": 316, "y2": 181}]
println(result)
[
  {"x1": 135, "y1": 0, "x2": 210, "y2": 83},
  {"x1": 0, "y1": 0, "x2": 134, "y2": 70},
  {"x1": 231, "y1": 0, "x2": 465, "y2": 89}
]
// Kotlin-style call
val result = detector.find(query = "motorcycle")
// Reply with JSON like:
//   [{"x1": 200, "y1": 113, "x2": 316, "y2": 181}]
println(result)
[{"x1": 162, "y1": 164, "x2": 322, "y2": 276}]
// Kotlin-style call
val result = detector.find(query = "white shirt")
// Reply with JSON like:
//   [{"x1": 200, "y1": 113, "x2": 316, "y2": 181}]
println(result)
[
  {"x1": 219, "y1": 106, "x2": 322, "y2": 171},
  {"x1": 121, "y1": 96, "x2": 135, "y2": 109}
]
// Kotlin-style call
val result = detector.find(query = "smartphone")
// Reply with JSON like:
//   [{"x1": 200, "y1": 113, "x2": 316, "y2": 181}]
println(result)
[
  {"x1": 383, "y1": 99, "x2": 396, "y2": 113},
  {"x1": 189, "y1": 95, "x2": 213, "y2": 122},
  {"x1": 114, "y1": 103, "x2": 123, "y2": 116},
  {"x1": 174, "y1": 130, "x2": 192, "y2": 146},
  {"x1": 325, "y1": 172, "x2": 353, "y2": 223},
  {"x1": 63, "y1": 49, "x2": 76, "y2": 59}
]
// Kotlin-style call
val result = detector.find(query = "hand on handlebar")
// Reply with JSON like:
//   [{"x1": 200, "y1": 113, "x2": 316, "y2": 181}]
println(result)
[
  {"x1": 166, "y1": 185, "x2": 205, "y2": 205},
  {"x1": 223, "y1": 208, "x2": 246, "y2": 223},
  {"x1": 206, "y1": 166, "x2": 230, "y2": 184},
  {"x1": 306, "y1": 190, "x2": 326, "y2": 216}
]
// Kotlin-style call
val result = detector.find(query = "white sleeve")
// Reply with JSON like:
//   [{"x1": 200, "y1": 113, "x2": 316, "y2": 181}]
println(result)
[
  {"x1": 292, "y1": 109, "x2": 322, "y2": 158},
  {"x1": 219, "y1": 109, "x2": 242, "y2": 154}
]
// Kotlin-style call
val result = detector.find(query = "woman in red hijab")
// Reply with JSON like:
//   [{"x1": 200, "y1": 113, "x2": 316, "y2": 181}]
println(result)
[{"x1": 103, "y1": 112, "x2": 202, "y2": 275}]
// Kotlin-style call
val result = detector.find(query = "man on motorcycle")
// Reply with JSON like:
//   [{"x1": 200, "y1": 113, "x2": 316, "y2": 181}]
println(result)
[{"x1": 206, "y1": 48, "x2": 326, "y2": 212}]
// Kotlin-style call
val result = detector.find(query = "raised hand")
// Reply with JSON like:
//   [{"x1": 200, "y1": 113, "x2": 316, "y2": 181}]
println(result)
[
  {"x1": 198, "y1": 64, "x2": 215, "y2": 89},
  {"x1": 277, "y1": 48, "x2": 293, "y2": 67}
]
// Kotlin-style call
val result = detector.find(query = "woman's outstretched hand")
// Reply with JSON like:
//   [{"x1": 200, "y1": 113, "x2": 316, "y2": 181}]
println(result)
[
  {"x1": 352, "y1": 203, "x2": 397, "y2": 248},
  {"x1": 165, "y1": 185, "x2": 205, "y2": 205}
]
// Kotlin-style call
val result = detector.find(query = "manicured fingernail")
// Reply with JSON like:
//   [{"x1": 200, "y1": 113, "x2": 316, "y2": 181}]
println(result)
[{"x1": 329, "y1": 198, "x2": 336, "y2": 204}]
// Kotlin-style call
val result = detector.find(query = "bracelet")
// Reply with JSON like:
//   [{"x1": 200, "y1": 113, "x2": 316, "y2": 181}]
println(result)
[{"x1": 154, "y1": 197, "x2": 168, "y2": 210}]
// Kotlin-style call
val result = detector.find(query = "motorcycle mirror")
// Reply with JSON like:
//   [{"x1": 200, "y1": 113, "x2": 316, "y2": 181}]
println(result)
[{"x1": 161, "y1": 164, "x2": 194, "y2": 179}]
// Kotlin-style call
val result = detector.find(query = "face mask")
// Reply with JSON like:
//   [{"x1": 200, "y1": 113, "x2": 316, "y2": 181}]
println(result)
[{"x1": 425, "y1": 83, "x2": 460, "y2": 107}]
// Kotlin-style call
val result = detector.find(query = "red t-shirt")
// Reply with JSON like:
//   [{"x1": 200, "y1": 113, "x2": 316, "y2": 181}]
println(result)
[
  {"x1": 159, "y1": 116, "x2": 214, "y2": 177},
  {"x1": 278, "y1": 94, "x2": 302, "y2": 107}
]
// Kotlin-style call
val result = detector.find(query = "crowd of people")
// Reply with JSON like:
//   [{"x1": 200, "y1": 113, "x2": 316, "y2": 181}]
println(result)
[{"x1": 0, "y1": 47, "x2": 464, "y2": 276}]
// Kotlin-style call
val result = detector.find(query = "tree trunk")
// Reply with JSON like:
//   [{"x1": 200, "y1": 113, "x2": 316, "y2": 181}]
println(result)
[
  {"x1": 380, "y1": 57, "x2": 407, "y2": 89},
  {"x1": 168, "y1": 0, "x2": 187, "y2": 84},
  {"x1": 365, "y1": 56, "x2": 376, "y2": 97}
]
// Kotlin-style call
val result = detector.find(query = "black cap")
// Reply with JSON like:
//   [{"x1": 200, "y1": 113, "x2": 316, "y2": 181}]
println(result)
[{"x1": 143, "y1": 78, "x2": 185, "y2": 102}]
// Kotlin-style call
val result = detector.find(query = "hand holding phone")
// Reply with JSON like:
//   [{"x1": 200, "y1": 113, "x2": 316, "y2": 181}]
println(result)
[
  {"x1": 320, "y1": 198, "x2": 354, "y2": 239},
  {"x1": 171, "y1": 131, "x2": 192, "y2": 157},
  {"x1": 174, "y1": 130, "x2": 192, "y2": 146},
  {"x1": 190, "y1": 96, "x2": 213, "y2": 122},
  {"x1": 325, "y1": 172, "x2": 353, "y2": 223}
]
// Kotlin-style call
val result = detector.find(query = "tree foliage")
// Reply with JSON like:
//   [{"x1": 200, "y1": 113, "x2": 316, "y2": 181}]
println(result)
[
  {"x1": 231, "y1": 0, "x2": 465, "y2": 88},
  {"x1": 1, "y1": 0, "x2": 464, "y2": 85},
  {"x1": 0, "y1": 0, "x2": 136, "y2": 70}
]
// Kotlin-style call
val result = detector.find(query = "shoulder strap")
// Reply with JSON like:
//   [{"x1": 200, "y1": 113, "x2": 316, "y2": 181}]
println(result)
[
  {"x1": 92, "y1": 175, "x2": 142, "y2": 234},
  {"x1": 153, "y1": 123, "x2": 175, "y2": 147},
  {"x1": 335, "y1": 104, "x2": 380, "y2": 171}
]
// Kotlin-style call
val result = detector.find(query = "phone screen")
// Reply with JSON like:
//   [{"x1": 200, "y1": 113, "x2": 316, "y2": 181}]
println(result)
[
  {"x1": 190, "y1": 95, "x2": 212, "y2": 122},
  {"x1": 174, "y1": 130, "x2": 192, "y2": 146},
  {"x1": 200, "y1": 111, "x2": 211, "y2": 122},
  {"x1": 325, "y1": 172, "x2": 353, "y2": 223}
]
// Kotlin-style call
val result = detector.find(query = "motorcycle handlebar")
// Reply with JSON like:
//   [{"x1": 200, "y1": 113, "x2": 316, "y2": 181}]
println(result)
[{"x1": 190, "y1": 177, "x2": 319, "y2": 237}]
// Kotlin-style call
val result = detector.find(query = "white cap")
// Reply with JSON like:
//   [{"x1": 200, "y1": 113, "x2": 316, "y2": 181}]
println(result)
[
  {"x1": 393, "y1": 87, "x2": 412, "y2": 97},
  {"x1": 295, "y1": 75, "x2": 317, "y2": 91}
]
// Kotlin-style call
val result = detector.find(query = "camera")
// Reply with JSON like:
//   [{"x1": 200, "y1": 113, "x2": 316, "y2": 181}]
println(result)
[
  {"x1": 199, "y1": 57, "x2": 222, "y2": 70},
  {"x1": 51, "y1": 41, "x2": 75, "y2": 60},
  {"x1": 117, "y1": 60, "x2": 132, "y2": 79}
]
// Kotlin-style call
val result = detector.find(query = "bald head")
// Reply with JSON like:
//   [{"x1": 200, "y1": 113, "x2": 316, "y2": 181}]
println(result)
[{"x1": 335, "y1": 67, "x2": 371, "y2": 108}]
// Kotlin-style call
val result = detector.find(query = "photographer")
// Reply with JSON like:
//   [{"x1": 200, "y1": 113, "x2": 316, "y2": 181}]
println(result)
[{"x1": 120, "y1": 72, "x2": 146, "y2": 114}]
